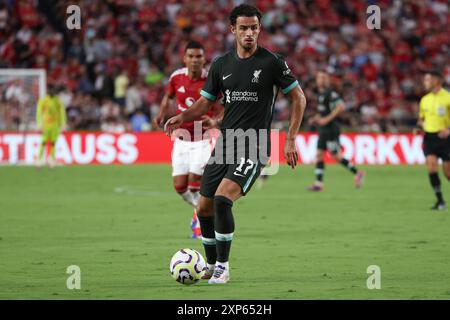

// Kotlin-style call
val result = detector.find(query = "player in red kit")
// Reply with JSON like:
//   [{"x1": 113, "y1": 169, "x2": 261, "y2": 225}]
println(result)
[{"x1": 154, "y1": 41, "x2": 222, "y2": 238}]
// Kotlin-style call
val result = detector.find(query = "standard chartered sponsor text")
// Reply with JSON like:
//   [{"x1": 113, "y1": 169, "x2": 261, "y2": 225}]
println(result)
[{"x1": 231, "y1": 91, "x2": 258, "y2": 102}]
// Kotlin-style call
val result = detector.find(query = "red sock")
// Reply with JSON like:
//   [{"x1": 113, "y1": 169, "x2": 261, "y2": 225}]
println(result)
[
  {"x1": 188, "y1": 181, "x2": 200, "y2": 194},
  {"x1": 174, "y1": 185, "x2": 187, "y2": 194}
]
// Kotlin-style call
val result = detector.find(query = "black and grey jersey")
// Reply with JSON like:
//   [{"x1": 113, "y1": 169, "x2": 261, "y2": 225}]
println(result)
[
  {"x1": 201, "y1": 46, "x2": 299, "y2": 132},
  {"x1": 316, "y1": 88, "x2": 344, "y2": 131}
]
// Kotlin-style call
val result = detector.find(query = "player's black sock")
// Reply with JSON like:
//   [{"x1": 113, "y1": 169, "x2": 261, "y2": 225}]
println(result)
[
  {"x1": 214, "y1": 195, "x2": 234, "y2": 263},
  {"x1": 429, "y1": 173, "x2": 444, "y2": 203},
  {"x1": 198, "y1": 215, "x2": 217, "y2": 264},
  {"x1": 315, "y1": 161, "x2": 324, "y2": 182},
  {"x1": 340, "y1": 158, "x2": 358, "y2": 174}
]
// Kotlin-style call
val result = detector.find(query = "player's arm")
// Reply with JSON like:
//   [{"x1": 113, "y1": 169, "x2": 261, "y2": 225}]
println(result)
[
  {"x1": 273, "y1": 56, "x2": 306, "y2": 168},
  {"x1": 307, "y1": 113, "x2": 320, "y2": 126},
  {"x1": 285, "y1": 85, "x2": 307, "y2": 169},
  {"x1": 414, "y1": 98, "x2": 425, "y2": 135},
  {"x1": 164, "y1": 96, "x2": 215, "y2": 135},
  {"x1": 440, "y1": 126, "x2": 450, "y2": 138},
  {"x1": 36, "y1": 99, "x2": 43, "y2": 130},
  {"x1": 202, "y1": 100, "x2": 224, "y2": 129},
  {"x1": 437, "y1": 97, "x2": 450, "y2": 138},
  {"x1": 59, "y1": 98, "x2": 67, "y2": 131},
  {"x1": 154, "y1": 92, "x2": 175, "y2": 129},
  {"x1": 317, "y1": 94, "x2": 344, "y2": 126},
  {"x1": 414, "y1": 118, "x2": 424, "y2": 135},
  {"x1": 181, "y1": 96, "x2": 215, "y2": 122},
  {"x1": 317, "y1": 103, "x2": 344, "y2": 126}
]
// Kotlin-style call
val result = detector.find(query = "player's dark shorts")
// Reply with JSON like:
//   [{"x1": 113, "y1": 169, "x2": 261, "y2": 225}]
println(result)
[
  {"x1": 200, "y1": 155, "x2": 264, "y2": 198},
  {"x1": 317, "y1": 127, "x2": 341, "y2": 154},
  {"x1": 423, "y1": 132, "x2": 450, "y2": 161}
]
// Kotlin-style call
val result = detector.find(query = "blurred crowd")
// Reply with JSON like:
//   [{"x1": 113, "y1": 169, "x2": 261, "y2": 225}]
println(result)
[{"x1": 0, "y1": 0, "x2": 449, "y2": 132}]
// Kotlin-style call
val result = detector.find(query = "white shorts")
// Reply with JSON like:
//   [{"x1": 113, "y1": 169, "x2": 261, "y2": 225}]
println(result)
[{"x1": 172, "y1": 138, "x2": 212, "y2": 177}]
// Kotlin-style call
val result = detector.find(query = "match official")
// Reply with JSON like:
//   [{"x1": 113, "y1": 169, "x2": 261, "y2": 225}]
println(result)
[{"x1": 417, "y1": 71, "x2": 450, "y2": 210}]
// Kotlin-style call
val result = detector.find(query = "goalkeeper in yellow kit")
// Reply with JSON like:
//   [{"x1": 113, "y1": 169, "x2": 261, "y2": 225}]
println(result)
[{"x1": 36, "y1": 85, "x2": 67, "y2": 167}]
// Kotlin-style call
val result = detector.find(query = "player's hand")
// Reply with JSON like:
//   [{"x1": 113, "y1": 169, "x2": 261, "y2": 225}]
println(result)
[
  {"x1": 308, "y1": 114, "x2": 319, "y2": 126},
  {"x1": 284, "y1": 138, "x2": 298, "y2": 169},
  {"x1": 438, "y1": 128, "x2": 450, "y2": 139},
  {"x1": 316, "y1": 117, "x2": 329, "y2": 126},
  {"x1": 153, "y1": 113, "x2": 165, "y2": 129},
  {"x1": 164, "y1": 115, "x2": 183, "y2": 136},
  {"x1": 412, "y1": 127, "x2": 421, "y2": 135},
  {"x1": 201, "y1": 115, "x2": 218, "y2": 130}
]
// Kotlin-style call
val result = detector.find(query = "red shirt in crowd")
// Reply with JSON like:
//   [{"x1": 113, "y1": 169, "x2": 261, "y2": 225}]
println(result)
[{"x1": 16, "y1": 0, "x2": 41, "y2": 28}]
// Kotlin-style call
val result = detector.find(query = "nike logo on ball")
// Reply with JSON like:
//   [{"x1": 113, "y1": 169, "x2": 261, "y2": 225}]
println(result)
[{"x1": 222, "y1": 74, "x2": 232, "y2": 80}]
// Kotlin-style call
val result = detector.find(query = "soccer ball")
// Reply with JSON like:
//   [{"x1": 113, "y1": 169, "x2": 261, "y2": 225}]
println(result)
[{"x1": 169, "y1": 248, "x2": 206, "y2": 285}]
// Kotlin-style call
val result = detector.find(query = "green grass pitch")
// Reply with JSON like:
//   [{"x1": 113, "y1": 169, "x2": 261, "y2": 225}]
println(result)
[{"x1": 0, "y1": 164, "x2": 449, "y2": 299}]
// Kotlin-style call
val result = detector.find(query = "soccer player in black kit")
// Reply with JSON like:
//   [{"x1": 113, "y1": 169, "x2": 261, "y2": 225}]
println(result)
[
  {"x1": 165, "y1": 4, "x2": 307, "y2": 284},
  {"x1": 307, "y1": 70, "x2": 364, "y2": 192}
]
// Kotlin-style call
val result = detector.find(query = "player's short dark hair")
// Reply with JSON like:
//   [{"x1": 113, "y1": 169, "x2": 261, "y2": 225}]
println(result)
[
  {"x1": 47, "y1": 83, "x2": 58, "y2": 94},
  {"x1": 229, "y1": 4, "x2": 262, "y2": 25},
  {"x1": 424, "y1": 70, "x2": 443, "y2": 80},
  {"x1": 185, "y1": 41, "x2": 204, "y2": 53},
  {"x1": 317, "y1": 69, "x2": 329, "y2": 75}
]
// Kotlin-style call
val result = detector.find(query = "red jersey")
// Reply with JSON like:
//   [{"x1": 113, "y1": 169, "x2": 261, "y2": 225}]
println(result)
[{"x1": 167, "y1": 67, "x2": 215, "y2": 141}]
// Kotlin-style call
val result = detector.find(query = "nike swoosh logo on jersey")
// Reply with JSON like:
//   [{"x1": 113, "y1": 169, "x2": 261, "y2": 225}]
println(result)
[{"x1": 222, "y1": 74, "x2": 232, "y2": 80}]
